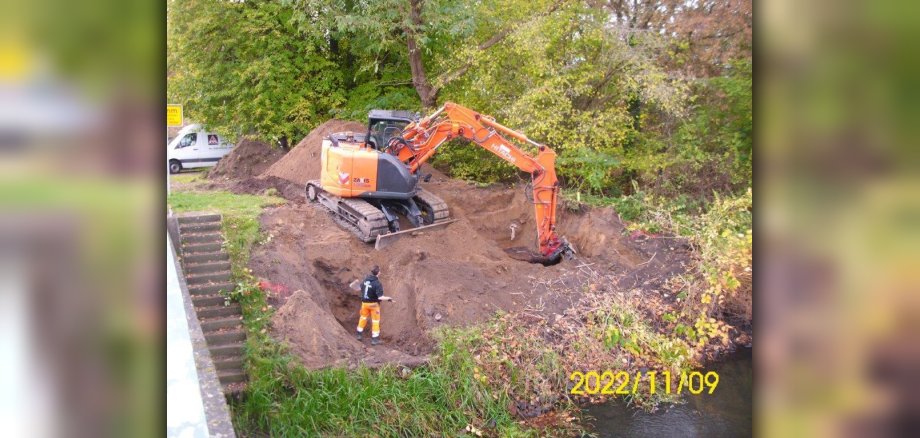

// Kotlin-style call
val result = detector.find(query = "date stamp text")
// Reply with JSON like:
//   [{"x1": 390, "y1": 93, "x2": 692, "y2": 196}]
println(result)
[{"x1": 569, "y1": 370, "x2": 719, "y2": 396}]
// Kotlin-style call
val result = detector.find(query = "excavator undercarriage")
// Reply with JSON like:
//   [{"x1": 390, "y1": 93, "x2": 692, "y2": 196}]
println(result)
[{"x1": 306, "y1": 180, "x2": 450, "y2": 242}]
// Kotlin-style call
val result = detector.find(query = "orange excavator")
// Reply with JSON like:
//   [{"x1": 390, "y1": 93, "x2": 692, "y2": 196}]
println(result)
[{"x1": 305, "y1": 102, "x2": 574, "y2": 264}]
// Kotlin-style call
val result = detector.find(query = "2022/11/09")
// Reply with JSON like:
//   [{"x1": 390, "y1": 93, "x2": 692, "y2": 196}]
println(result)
[{"x1": 569, "y1": 370, "x2": 720, "y2": 396}]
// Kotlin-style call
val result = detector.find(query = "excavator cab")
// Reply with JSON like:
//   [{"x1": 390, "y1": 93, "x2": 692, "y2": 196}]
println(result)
[{"x1": 366, "y1": 110, "x2": 417, "y2": 152}]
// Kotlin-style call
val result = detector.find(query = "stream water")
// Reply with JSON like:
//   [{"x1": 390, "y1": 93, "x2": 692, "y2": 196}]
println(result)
[{"x1": 583, "y1": 347, "x2": 752, "y2": 437}]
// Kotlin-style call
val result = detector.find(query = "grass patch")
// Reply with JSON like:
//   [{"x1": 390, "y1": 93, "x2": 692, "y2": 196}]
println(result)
[
  {"x1": 168, "y1": 187, "x2": 550, "y2": 436},
  {"x1": 169, "y1": 183, "x2": 720, "y2": 435},
  {"x1": 230, "y1": 288, "x2": 538, "y2": 436},
  {"x1": 168, "y1": 190, "x2": 283, "y2": 275},
  {"x1": 169, "y1": 170, "x2": 207, "y2": 185}
]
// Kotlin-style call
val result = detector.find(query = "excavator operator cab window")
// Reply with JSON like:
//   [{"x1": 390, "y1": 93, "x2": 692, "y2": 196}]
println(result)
[{"x1": 368, "y1": 119, "x2": 410, "y2": 152}]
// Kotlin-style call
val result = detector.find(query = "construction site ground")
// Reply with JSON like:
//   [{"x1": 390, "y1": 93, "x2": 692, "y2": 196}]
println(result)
[{"x1": 181, "y1": 120, "x2": 699, "y2": 372}]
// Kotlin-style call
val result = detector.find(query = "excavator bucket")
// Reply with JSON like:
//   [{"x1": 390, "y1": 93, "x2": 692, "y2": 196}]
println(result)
[
  {"x1": 504, "y1": 239, "x2": 576, "y2": 266},
  {"x1": 374, "y1": 219, "x2": 458, "y2": 250},
  {"x1": 503, "y1": 247, "x2": 565, "y2": 266}
]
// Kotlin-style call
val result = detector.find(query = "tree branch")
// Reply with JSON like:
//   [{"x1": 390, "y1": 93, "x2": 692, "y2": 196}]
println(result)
[{"x1": 430, "y1": 0, "x2": 570, "y2": 96}]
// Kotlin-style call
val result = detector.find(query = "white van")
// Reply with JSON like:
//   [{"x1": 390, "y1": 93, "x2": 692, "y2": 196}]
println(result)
[{"x1": 167, "y1": 124, "x2": 235, "y2": 173}]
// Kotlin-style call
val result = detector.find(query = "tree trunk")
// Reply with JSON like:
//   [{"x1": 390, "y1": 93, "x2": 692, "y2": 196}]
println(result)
[{"x1": 406, "y1": 0, "x2": 437, "y2": 109}]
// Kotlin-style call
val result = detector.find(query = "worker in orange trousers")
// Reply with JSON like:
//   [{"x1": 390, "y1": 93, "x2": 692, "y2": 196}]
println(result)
[{"x1": 356, "y1": 265, "x2": 392, "y2": 345}]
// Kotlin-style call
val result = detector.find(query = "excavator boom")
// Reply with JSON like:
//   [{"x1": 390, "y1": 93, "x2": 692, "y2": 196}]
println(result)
[{"x1": 386, "y1": 102, "x2": 572, "y2": 262}]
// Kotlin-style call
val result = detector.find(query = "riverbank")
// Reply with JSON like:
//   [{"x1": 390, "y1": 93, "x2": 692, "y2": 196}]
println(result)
[{"x1": 167, "y1": 168, "x2": 751, "y2": 436}]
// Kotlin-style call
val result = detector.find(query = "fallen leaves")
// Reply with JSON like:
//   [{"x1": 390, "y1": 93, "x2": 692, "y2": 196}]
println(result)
[{"x1": 464, "y1": 424, "x2": 483, "y2": 437}]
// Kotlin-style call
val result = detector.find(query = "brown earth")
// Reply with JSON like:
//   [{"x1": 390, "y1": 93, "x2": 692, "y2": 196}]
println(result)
[
  {"x1": 273, "y1": 288, "x2": 427, "y2": 369},
  {"x1": 251, "y1": 180, "x2": 690, "y2": 370},
  {"x1": 261, "y1": 119, "x2": 366, "y2": 186},
  {"x1": 229, "y1": 175, "x2": 305, "y2": 202},
  {"x1": 208, "y1": 137, "x2": 285, "y2": 181},
  {"x1": 238, "y1": 120, "x2": 693, "y2": 370}
]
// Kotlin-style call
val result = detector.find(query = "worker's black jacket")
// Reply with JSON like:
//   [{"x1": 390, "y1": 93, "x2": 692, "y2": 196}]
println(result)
[{"x1": 360, "y1": 274, "x2": 384, "y2": 303}]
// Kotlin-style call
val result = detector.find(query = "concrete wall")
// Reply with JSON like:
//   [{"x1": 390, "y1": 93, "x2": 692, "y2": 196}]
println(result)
[{"x1": 166, "y1": 233, "x2": 236, "y2": 437}]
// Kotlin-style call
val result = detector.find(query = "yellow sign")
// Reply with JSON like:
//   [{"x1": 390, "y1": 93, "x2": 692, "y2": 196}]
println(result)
[
  {"x1": 167, "y1": 104, "x2": 183, "y2": 127},
  {"x1": 0, "y1": 44, "x2": 31, "y2": 80}
]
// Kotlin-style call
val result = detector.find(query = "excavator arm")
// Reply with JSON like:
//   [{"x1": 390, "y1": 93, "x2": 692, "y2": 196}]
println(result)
[{"x1": 385, "y1": 102, "x2": 573, "y2": 262}]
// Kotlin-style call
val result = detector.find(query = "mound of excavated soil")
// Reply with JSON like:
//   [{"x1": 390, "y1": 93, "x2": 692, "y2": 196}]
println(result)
[
  {"x1": 274, "y1": 289, "x2": 427, "y2": 369},
  {"x1": 273, "y1": 289, "x2": 364, "y2": 368},
  {"x1": 234, "y1": 119, "x2": 693, "y2": 369},
  {"x1": 208, "y1": 138, "x2": 285, "y2": 180},
  {"x1": 250, "y1": 176, "x2": 693, "y2": 369},
  {"x1": 260, "y1": 120, "x2": 366, "y2": 185},
  {"x1": 229, "y1": 175, "x2": 305, "y2": 203}
]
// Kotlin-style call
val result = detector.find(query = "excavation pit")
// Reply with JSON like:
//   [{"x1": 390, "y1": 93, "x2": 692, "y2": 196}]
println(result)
[{"x1": 235, "y1": 121, "x2": 694, "y2": 369}]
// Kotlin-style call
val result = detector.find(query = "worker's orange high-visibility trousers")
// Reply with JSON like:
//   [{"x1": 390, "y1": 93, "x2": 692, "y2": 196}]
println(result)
[{"x1": 356, "y1": 302, "x2": 381, "y2": 338}]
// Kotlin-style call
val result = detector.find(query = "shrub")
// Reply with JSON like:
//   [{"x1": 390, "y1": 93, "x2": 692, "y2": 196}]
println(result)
[
  {"x1": 689, "y1": 188, "x2": 753, "y2": 324},
  {"x1": 619, "y1": 187, "x2": 752, "y2": 352}
]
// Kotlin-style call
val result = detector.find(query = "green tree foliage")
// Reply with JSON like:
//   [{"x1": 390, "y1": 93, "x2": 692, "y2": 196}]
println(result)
[
  {"x1": 167, "y1": 0, "x2": 755, "y2": 424},
  {"x1": 435, "y1": 1, "x2": 689, "y2": 193},
  {"x1": 282, "y1": 0, "x2": 428, "y2": 118},
  {"x1": 168, "y1": 0, "x2": 347, "y2": 146},
  {"x1": 168, "y1": 0, "x2": 751, "y2": 199},
  {"x1": 632, "y1": 60, "x2": 752, "y2": 199}
]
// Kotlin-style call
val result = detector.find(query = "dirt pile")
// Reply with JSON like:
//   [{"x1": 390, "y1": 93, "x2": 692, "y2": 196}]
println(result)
[
  {"x1": 273, "y1": 289, "x2": 428, "y2": 369},
  {"x1": 273, "y1": 289, "x2": 363, "y2": 368},
  {"x1": 250, "y1": 176, "x2": 692, "y2": 369},
  {"x1": 261, "y1": 120, "x2": 366, "y2": 185},
  {"x1": 208, "y1": 138, "x2": 285, "y2": 180},
  {"x1": 423, "y1": 179, "x2": 659, "y2": 266},
  {"x1": 233, "y1": 119, "x2": 693, "y2": 370},
  {"x1": 229, "y1": 175, "x2": 305, "y2": 202}
]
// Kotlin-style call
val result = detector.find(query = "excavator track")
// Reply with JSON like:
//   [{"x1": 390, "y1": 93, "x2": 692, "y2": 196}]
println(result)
[
  {"x1": 306, "y1": 181, "x2": 389, "y2": 242},
  {"x1": 413, "y1": 189, "x2": 450, "y2": 225}
]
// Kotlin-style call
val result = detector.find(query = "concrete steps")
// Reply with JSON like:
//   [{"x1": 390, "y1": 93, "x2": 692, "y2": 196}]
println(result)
[
  {"x1": 183, "y1": 242, "x2": 223, "y2": 254},
  {"x1": 183, "y1": 252, "x2": 229, "y2": 265},
  {"x1": 178, "y1": 214, "x2": 222, "y2": 224},
  {"x1": 181, "y1": 222, "x2": 221, "y2": 234},
  {"x1": 210, "y1": 342, "x2": 244, "y2": 357},
  {"x1": 197, "y1": 302, "x2": 242, "y2": 319},
  {"x1": 218, "y1": 370, "x2": 247, "y2": 384},
  {"x1": 206, "y1": 329, "x2": 247, "y2": 345},
  {"x1": 189, "y1": 282, "x2": 235, "y2": 296},
  {"x1": 214, "y1": 357, "x2": 244, "y2": 371},
  {"x1": 177, "y1": 214, "x2": 247, "y2": 393},
  {"x1": 186, "y1": 260, "x2": 232, "y2": 276},
  {"x1": 187, "y1": 272, "x2": 232, "y2": 285},
  {"x1": 201, "y1": 316, "x2": 243, "y2": 332},
  {"x1": 192, "y1": 294, "x2": 227, "y2": 307},
  {"x1": 182, "y1": 232, "x2": 223, "y2": 244}
]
